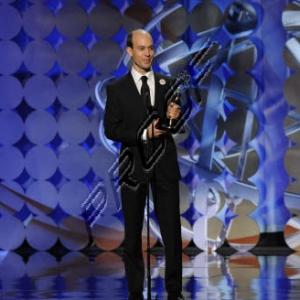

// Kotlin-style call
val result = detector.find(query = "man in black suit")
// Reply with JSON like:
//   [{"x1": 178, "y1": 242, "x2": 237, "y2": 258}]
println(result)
[{"x1": 104, "y1": 29, "x2": 184, "y2": 300}]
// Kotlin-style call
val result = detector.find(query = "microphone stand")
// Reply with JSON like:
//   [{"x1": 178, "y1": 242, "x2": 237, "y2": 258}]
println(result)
[
  {"x1": 146, "y1": 103, "x2": 153, "y2": 300},
  {"x1": 144, "y1": 90, "x2": 181, "y2": 300}
]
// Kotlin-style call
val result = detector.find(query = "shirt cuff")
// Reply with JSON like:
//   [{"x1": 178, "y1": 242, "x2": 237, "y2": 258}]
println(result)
[{"x1": 142, "y1": 129, "x2": 147, "y2": 141}]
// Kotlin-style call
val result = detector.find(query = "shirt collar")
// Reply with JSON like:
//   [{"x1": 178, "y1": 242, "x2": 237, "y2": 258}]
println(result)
[{"x1": 131, "y1": 67, "x2": 154, "y2": 84}]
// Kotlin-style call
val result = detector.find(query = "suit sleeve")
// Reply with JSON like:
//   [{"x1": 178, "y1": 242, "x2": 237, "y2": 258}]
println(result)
[{"x1": 103, "y1": 84, "x2": 138, "y2": 146}]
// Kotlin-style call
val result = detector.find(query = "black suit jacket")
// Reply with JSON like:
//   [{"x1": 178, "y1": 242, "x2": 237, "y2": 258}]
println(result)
[{"x1": 104, "y1": 72, "x2": 180, "y2": 183}]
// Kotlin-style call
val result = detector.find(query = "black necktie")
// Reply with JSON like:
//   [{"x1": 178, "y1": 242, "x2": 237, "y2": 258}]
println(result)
[{"x1": 140, "y1": 76, "x2": 152, "y2": 112}]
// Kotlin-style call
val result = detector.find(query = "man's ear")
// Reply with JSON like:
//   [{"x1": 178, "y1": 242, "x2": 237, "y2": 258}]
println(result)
[{"x1": 126, "y1": 47, "x2": 133, "y2": 57}]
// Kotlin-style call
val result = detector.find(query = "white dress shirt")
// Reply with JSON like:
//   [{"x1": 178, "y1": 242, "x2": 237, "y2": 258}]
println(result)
[{"x1": 131, "y1": 67, "x2": 155, "y2": 106}]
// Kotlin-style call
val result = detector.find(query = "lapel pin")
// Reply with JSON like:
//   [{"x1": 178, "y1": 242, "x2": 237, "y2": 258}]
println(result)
[{"x1": 159, "y1": 78, "x2": 166, "y2": 85}]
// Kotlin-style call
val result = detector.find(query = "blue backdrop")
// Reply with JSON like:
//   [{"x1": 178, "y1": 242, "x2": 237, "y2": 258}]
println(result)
[{"x1": 0, "y1": 0, "x2": 299, "y2": 253}]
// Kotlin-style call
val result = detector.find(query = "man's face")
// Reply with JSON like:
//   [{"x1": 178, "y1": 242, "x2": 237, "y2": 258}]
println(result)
[{"x1": 127, "y1": 32, "x2": 154, "y2": 74}]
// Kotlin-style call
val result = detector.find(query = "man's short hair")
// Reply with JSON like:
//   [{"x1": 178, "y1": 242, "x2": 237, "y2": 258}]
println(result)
[{"x1": 126, "y1": 29, "x2": 150, "y2": 49}]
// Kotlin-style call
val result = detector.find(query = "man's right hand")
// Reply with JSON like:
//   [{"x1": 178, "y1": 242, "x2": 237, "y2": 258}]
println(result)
[{"x1": 147, "y1": 118, "x2": 166, "y2": 139}]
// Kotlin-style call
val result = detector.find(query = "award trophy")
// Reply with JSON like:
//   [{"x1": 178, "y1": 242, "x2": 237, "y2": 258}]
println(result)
[
  {"x1": 159, "y1": 40, "x2": 221, "y2": 132},
  {"x1": 166, "y1": 89, "x2": 181, "y2": 129},
  {"x1": 159, "y1": 71, "x2": 190, "y2": 132}
]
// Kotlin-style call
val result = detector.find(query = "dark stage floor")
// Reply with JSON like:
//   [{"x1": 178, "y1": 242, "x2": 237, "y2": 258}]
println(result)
[{"x1": 1, "y1": 249, "x2": 300, "y2": 300}]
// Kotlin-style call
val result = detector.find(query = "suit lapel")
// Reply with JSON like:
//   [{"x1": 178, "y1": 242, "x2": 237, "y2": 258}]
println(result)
[
  {"x1": 154, "y1": 73, "x2": 166, "y2": 114},
  {"x1": 125, "y1": 73, "x2": 147, "y2": 117}
]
